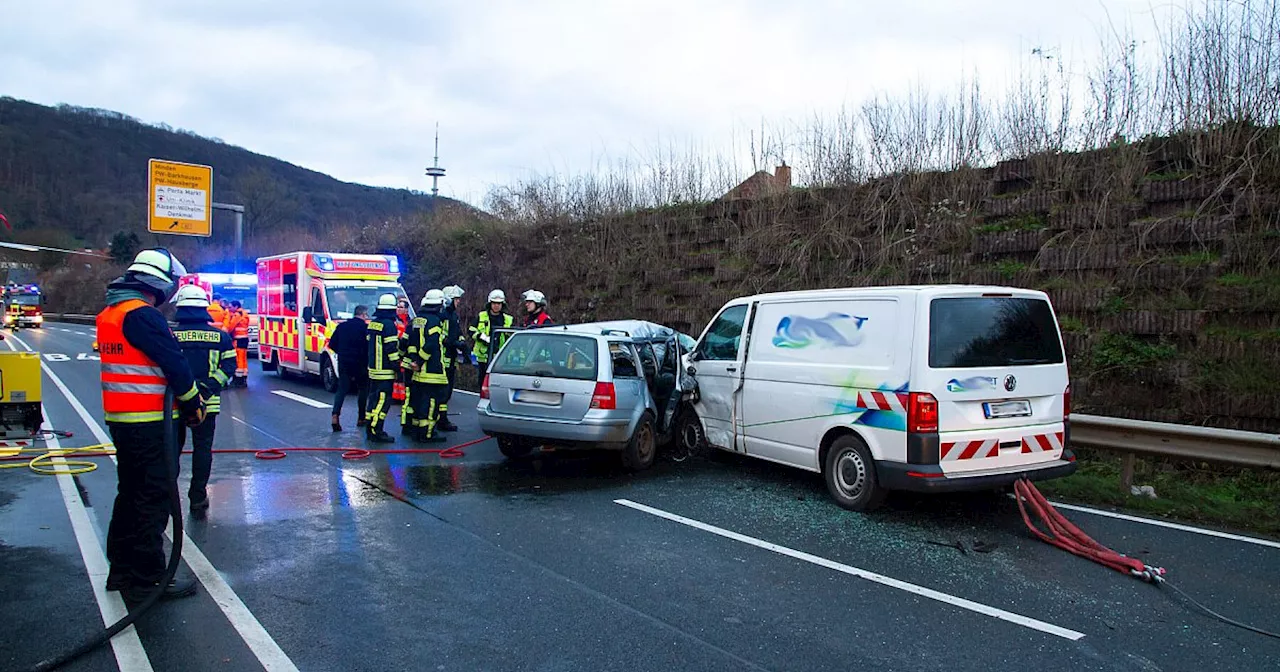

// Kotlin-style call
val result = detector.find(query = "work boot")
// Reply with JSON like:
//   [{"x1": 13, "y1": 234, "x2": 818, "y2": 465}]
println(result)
[
  {"x1": 367, "y1": 428, "x2": 395, "y2": 444},
  {"x1": 331, "y1": 414, "x2": 342, "y2": 432},
  {"x1": 356, "y1": 416, "x2": 368, "y2": 428},
  {"x1": 122, "y1": 576, "x2": 198, "y2": 608},
  {"x1": 189, "y1": 492, "x2": 210, "y2": 514},
  {"x1": 437, "y1": 414, "x2": 459, "y2": 432},
  {"x1": 420, "y1": 431, "x2": 447, "y2": 444}
]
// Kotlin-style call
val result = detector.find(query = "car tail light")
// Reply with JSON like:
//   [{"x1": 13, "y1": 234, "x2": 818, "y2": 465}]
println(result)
[
  {"x1": 591, "y1": 382, "x2": 617, "y2": 410},
  {"x1": 908, "y1": 392, "x2": 939, "y2": 433},
  {"x1": 480, "y1": 374, "x2": 491, "y2": 400},
  {"x1": 1063, "y1": 384, "x2": 1071, "y2": 420}
]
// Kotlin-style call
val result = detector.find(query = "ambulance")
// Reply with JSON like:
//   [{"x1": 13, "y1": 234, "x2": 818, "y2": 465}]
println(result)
[
  {"x1": 178, "y1": 272, "x2": 259, "y2": 354},
  {"x1": 256, "y1": 252, "x2": 413, "y2": 398}
]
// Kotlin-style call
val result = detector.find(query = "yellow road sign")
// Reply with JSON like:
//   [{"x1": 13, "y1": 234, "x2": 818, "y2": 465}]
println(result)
[{"x1": 147, "y1": 159, "x2": 213, "y2": 236}]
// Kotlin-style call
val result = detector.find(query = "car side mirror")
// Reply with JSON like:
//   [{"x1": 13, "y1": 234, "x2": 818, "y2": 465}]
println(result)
[
  {"x1": 302, "y1": 307, "x2": 313, "y2": 323},
  {"x1": 686, "y1": 365, "x2": 696, "y2": 376}
]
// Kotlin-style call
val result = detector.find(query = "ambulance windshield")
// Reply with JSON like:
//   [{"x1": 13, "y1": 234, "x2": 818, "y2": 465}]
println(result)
[{"x1": 327, "y1": 283, "x2": 410, "y2": 320}]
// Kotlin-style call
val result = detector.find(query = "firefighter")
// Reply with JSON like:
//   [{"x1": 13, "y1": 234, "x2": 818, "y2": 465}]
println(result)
[
  {"x1": 170, "y1": 285, "x2": 236, "y2": 514},
  {"x1": 224, "y1": 300, "x2": 250, "y2": 387},
  {"x1": 365, "y1": 293, "x2": 402, "y2": 443},
  {"x1": 438, "y1": 285, "x2": 466, "y2": 432},
  {"x1": 521, "y1": 289, "x2": 554, "y2": 327},
  {"x1": 470, "y1": 289, "x2": 514, "y2": 380},
  {"x1": 403, "y1": 289, "x2": 449, "y2": 442},
  {"x1": 99, "y1": 248, "x2": 206, "y2": 606},
  {"x1": 207, "y1": 293, "x2": 227, "y2": 328}
]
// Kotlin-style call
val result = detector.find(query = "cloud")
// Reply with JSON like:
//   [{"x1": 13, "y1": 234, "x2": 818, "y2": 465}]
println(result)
[{"x1": 0, "y1": 0, "x2": 1164, "y2": 204}]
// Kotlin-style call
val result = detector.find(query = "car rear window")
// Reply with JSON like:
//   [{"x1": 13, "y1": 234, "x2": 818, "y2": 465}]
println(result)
[
  {"x1": 490, "y1": 333, "x2": 599, "y2": 380},
  {"x1": 929, "y1": 297, "x2": 1064, "y2": 368}
]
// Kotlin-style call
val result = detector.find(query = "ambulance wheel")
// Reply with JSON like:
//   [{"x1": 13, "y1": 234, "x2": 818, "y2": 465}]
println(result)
[
  {"x1": 621, "y1": 412, "x2": 657, "y2": 472},
  {"x1": 321, "y1": 359, "x2": 337, "y2": 393},
  {"x1": 497, "y1": 435, "x2": 533, "y2": 459},
  {"x1": 824, "y1": 435, "x2": 887, "y2": 512}
]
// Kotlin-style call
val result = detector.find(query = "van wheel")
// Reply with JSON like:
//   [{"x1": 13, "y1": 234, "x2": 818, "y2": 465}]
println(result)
[
  {"x1": 621, "y1": 413, "x2": 657, "y2": 472},
  {"x1": 823, "y1": 435, "x2": 887, "y2": 512},
  {"x1": 321, "y1": 359, "x2": 337, "y2": 393},
  {"x1": 497, "y1": 436, "x2": 533, "y2": 459},
  {"x1": 274, "y1": 354, "x2": 290, "y2": 379},
  {"x1": 261, "y1": 351, "x2": 277, "y2": 372}
]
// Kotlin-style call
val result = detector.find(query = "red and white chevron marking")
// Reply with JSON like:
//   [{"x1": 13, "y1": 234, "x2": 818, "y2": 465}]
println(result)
[
  {"x1": 855, "y1": 390, "x2": 908, "y2": 412},
  {"x1": 941, "y1": 431, "x2": 1064, "y2": 462},
  {"x1": 1022, "y1": 431, "x2": 1065, "y2": 454}
]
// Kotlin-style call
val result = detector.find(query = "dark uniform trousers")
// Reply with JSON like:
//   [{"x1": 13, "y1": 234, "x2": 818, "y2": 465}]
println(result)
[
  {"x1": 105, "y1": 421, "x2": 172, "y2": 588},
  {"x1": 173, "y1": 414, "x2": 217, "y2": 502}
]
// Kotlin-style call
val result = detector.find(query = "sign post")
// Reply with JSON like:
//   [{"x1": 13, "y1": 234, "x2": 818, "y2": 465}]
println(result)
[{"x1": 147, "y1": 159, "x2": 213, "y2": 237}]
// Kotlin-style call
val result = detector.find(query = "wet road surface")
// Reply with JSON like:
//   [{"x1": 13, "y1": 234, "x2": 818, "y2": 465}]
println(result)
[{"x1": 2, "y1": 323, "x2": 1278, "y2": 671}]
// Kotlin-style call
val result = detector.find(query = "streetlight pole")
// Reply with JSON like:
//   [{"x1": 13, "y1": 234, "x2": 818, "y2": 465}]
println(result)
[{"x1": 212, "y1": 202, "x2": 246, "y2": 273}]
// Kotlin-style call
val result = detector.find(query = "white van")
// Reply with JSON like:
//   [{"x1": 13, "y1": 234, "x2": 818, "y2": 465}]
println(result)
[{"x1": 682, "y1": 285, "x2": 1077, "y2": 510}]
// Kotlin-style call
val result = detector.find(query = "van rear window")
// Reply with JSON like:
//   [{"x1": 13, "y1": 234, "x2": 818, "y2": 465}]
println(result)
[
  {"x1": 490, "y1": 333, "x2": 599, "y2": 380},
  {"x1": 929, "y1": 297, "x2": 1063, "y2": 368}
]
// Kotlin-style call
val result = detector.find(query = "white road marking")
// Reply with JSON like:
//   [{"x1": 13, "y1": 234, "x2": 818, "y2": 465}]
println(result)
[
  {"x1": 12, "y1": 332, "x2": 302, "y2": 672},
  {"x1": 1045, "y1": 500, "x2": 1280, "y2": 550},
  {"x1": 454, "y1": 389, "x2": 479, "y2": 397},
  {"x1": 270, "y1": 389, "x2": 331, "y2": 409},
  {"x1": 614, "y1": 498, "x2": 1086, "y2": 641},
  {"x1": 6, "y1": 335, "x2": 155, "y2": 670}
]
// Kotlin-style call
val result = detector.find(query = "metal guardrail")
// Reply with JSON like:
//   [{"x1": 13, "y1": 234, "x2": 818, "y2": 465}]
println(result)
[
  {"x1": 1071, "y1": 413, "x2": 1280, "y2": 469},
  {"x1": 42, "y1": 313, "x2": 96, "y2": 325}
]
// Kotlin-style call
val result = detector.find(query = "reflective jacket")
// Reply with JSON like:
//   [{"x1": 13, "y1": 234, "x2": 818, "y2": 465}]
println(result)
[
  {"x1": 403, "y1": 311, "x2": 448, "y2": 384},
  {"x1": 225, "y1": 309, "x2": 250, "y2": 340},
  {"x1": 366, "y1": 310, "x2": 401, "y2": 381},
  {"x1": 207, "y1": 303, "x2": 227, "y2": 329},
  {"x1": 470, "y1": 310, "x2": 514, "y2": 363},
  {"x1": 172, "y1": 306, "x2": 236, "y2": 415},
  {"x1": 523, "y1": 311, "x2": 553, "y2": 328},
  {"x1": 97, "y1": 299, "x2": 200, "y2": 423}
]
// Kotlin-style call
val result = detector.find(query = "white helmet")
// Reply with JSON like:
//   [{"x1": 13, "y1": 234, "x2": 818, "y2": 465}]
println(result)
[
  {"x1": 442, "y1": 285, "x2": 465, "y2": 301},
  {"x1": 522, "y1": 289, "x2": 546, "y2": 306},
  {"x1": 173, "y1": 284, "x2": 210, "y2": 308},
  {"x1": 487, "y1": 289, "x2": 506, "y2": 304},
  {"x1": 421, "y1": 289, "x2": 446, "y2": 307},
  {"x1": 128, "y1": 248, "x2": 187, "y2": 302},
  {"x1": 376, "y1": 293, "x2": 399, "y2": 310}
]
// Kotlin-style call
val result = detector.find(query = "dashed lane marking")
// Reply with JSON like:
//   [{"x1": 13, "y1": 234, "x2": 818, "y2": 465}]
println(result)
[
  {"x1": 614, "y1": 498, "x2": 1086, "y2": 641},
  {"x1": 270, "y1": 389, "x2": 331, "y2": 409}
]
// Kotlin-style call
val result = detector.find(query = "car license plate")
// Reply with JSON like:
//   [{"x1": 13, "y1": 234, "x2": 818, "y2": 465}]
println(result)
[
  {"x1": 984, "y1": 400, "x2": 1031, "y2": 419},
  {"x1": 514, "y1": 389, "x2": 561, "y2": 405}
]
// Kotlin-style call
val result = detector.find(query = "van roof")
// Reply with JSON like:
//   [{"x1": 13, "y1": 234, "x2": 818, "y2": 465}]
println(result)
[{"x1": 733, "y1": 284, "x2": 1050, "y2": 305}]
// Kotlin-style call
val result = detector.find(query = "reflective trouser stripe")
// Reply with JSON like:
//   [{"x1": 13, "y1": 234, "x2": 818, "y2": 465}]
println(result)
[{"x1": 102, "y1": 382, "x2": 167, "y2": 394}]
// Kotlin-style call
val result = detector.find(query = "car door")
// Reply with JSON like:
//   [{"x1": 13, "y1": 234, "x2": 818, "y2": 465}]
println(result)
[{"x1": 689, "y1": 303, "x2": 751, "y2": 452}]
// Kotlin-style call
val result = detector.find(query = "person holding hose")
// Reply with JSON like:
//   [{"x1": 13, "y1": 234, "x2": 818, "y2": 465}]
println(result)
[
  {"x1": 438, "y1": 285, "x2": 466, "y2": 432},
  {"x1": 470, "y1": 289, "x2": 514, "y2": 380},
  {"x1": 98, "y1": 248, "x2": 207, "y2": 606},
  {"x1": 170, "y1": 284, "x2": 236, "y2": 515},
  {"x1": 365, "y1": 293, "x2": 402, "y2": 443}
]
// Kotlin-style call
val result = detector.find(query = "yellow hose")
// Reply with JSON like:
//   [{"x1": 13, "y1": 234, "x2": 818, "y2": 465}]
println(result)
[{"x1": 0, "y1": 444, "x2": 116, "y2": 475}]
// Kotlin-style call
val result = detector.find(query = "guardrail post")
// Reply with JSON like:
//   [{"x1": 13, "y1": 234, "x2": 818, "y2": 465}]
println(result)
[{"x1": 1120, "y1": 453, "x2": 1136, "y2": 493}]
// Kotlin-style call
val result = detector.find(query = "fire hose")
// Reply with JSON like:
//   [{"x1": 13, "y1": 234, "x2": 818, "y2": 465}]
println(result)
[{"x1": 1014, "y1": 478, "x2": 1280, "y2": 641}]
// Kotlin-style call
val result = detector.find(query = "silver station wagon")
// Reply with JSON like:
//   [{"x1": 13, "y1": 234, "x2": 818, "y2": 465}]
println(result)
[{"x1": 476, "y1": 320, "x2": 692, "y2": 471}]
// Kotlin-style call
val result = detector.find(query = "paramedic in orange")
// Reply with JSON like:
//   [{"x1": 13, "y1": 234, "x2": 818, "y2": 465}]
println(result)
[
  {"x1": 224, "y1": 300, "x2": 250, "y2": 387},
  {"x1": 207, "y1": 293, "x2": 227, "y2": 328},
  {"x1": 99, "y1": 248, "x2": 206, "y2": 607}
]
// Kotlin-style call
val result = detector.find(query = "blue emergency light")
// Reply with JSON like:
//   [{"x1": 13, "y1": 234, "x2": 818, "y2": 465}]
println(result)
[
  {"x1": 387, "y1": 255, "x2": 400, "y2": 273},
  {"x1": 315, "y1": 255, "x2": 336, "y2": 272}
]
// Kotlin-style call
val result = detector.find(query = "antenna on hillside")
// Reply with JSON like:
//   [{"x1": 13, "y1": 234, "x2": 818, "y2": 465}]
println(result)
[{"x1": 425, "y1": 123, "x2": 446, "y2": 198}]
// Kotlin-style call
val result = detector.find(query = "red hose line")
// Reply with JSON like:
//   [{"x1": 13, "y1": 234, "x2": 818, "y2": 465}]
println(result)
[{"x1": 1015, "y1": 479, "x2": 1159, "y2": 579}]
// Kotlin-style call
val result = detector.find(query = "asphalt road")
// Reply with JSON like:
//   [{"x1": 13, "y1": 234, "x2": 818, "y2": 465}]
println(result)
[{"x1": 2, "y1": 322, "x2": 1278, "y2": 672}]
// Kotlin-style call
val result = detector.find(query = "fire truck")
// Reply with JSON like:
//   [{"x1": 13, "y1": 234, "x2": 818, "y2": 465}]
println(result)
[
  {"x1": 3, "y1": 284, "x2": 45, "y2": 328},
  {"x1": 179, "y1": 272, "x2": 260, "y2": 354},
  {"x1": 256, "y1": 252, "x2": 413, "y2": 399}
]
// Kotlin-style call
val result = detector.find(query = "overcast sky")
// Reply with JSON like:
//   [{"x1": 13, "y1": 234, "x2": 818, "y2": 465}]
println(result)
[{"x1": 1, "y1": 0, "x2": 1165, "y2": 205}]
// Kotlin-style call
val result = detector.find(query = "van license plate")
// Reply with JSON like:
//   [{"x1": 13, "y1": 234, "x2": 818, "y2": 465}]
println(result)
[
  {"x1": 984, "y1": 400, "x2": 1031, "y2": 419},
  {"x1": 514, "y1": 389, "x2": 561, "y2": 405}
]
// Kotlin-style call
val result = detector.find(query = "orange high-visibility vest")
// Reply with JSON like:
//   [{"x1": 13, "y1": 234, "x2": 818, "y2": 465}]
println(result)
[
  {"x1": 97, "y1": 299, "x2": 170, "y2": 423},
  {"x1": 207, "y1": 303, "x2": 227, "y2": 328},
  {"x1": 226, "y1": 309, "x2": 249, "y2": 340}
]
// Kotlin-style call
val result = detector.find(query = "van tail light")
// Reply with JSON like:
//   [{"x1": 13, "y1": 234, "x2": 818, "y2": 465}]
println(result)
[
  {"x1": 591, "y1": 382, "x2": 617, "y2": 410},
  {"x1": 908, "y1": 392, "x2": 939, "y2": 433},
  {"x1": 480, "y1": 374, "x2": 491, "y2": 400},
  {"x1": 1063, "y1": 384, "x2": 1071, "y2": 420}
]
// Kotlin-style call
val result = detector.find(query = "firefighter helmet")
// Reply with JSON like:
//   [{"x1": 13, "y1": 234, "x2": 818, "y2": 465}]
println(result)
[
  {"x1": 376, "y1": 293, "x2": 399, "y2": 310},
  {"x1": 173, "y1": 284, "x2": 210, "y2": 308},
  {"x1": 421, "y1": 289, "x2": 446, "y2": 307},
  {"x1": 487, "y1": 289, "x2": 506, "y2": 304}
]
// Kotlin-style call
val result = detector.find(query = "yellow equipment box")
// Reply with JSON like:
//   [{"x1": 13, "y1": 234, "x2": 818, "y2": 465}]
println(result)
[{"x1": 0, "y1": 351, "x2": 43, "y2": 438}]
